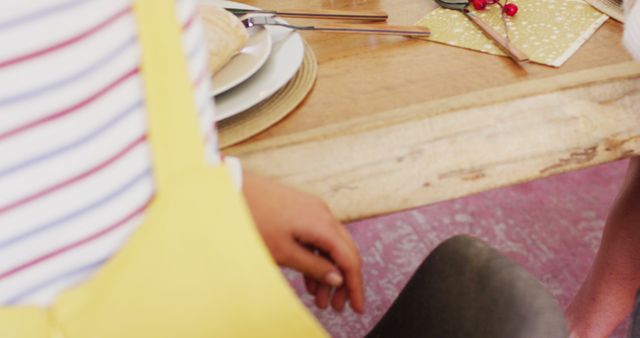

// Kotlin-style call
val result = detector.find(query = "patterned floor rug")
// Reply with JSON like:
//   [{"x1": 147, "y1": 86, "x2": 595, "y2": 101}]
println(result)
[{"x1": 285, "y1": 159, "x2": 631, "y2": 338}]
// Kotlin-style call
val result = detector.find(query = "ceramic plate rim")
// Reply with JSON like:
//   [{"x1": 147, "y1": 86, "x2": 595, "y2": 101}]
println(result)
[
  {"x1": 208, "y1": 3, "x2": 271, "y2": 96},
  {"x1": 211, "y1": 0, "x2": 305, "y2": 121}
]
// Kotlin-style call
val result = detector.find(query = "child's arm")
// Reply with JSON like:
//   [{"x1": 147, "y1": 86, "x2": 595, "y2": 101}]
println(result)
[{"x1": 242, "y1": 171, "x2": 365, "y2": 314}]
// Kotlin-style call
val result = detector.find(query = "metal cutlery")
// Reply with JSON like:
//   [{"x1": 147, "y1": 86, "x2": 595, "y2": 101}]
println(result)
[
  {"x1": 435, "y1": 0, "x2": 528, "y2": 63},
  {"x1": 225, "y1": 7, "x2": 389, "y2": 21},
  {"x1": 242, "y1": 16, "x2": 430, "y2": 37}
]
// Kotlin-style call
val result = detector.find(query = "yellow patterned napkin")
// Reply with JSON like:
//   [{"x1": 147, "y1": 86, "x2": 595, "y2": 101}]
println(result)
[{"x1": 416, "y1": 0, "x2": 608, "y2": 67}]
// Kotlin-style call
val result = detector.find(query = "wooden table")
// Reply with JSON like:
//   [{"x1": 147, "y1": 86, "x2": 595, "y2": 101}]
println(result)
[{"x1": 225, "y1": 0, "x2": 640, "y2": 221}]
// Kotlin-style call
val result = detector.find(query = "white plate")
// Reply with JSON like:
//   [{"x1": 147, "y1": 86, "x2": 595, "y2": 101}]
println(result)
[
  {"x1": 211, "y1": 1, "x2": 305, "y2": 121},
  {"x1": 209, "y1": 20, "x2": 271, "y2": 96}
]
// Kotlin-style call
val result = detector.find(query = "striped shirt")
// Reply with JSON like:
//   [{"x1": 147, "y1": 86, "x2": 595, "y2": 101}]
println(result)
[{"x1": 0, "y1": 0, "x2": 235, "y2": 306}]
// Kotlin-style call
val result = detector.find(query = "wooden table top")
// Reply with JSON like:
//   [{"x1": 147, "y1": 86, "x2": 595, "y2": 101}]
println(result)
[{"x1": 225, "y1": 0, "x2": 640, "y2": 221}]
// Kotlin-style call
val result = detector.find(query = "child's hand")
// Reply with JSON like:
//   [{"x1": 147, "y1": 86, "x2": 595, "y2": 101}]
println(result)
[{"x1": 242, "y1": 171, "x2": 364, "y2": 314}]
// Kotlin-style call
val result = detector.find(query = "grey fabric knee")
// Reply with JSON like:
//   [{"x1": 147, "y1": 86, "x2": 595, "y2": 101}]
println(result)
[{"x1": 366, "y1": 235, "x2": 568, "y2": 338}]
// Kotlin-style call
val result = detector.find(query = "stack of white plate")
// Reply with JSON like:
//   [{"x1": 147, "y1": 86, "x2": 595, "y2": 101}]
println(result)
[{"x1": 206, "y1": 0, "x2": 306, "y2": 121}]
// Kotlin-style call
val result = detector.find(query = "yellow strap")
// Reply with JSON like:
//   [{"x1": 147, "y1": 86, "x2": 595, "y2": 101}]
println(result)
[
  {"x1": 0, "y1": 1, "x2": 328, "y2": 337},
  {"x1": 134, "y1": 0, "x2": 206, "y2": 187}
]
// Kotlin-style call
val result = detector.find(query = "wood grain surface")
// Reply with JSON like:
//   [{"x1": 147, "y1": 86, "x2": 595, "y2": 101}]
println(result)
[{"x1": 223, "y1": 0, "x2": 640, "y2": 220}]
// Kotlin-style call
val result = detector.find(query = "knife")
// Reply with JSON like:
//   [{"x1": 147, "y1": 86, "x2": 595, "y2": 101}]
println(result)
[
  {"x1": 242, "y1": 16, "x2": 430, "y2": 37},
  {"x1": 226, "y1": 8, "x2": 389, "y2": 21}
]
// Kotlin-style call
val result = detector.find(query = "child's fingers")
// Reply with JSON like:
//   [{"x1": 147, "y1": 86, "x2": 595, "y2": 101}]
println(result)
[
  {"x1": 315, "y1": 284, "x2": 332, "y2": 309},
  {"x1": 331, "y1": 285, "x2": 348, "y2": 312},
  {"x1": 296, "y1": 220, "x2": 364, "y2": 313},
  {"x1": 304, "y1": 275, "x2": 318, "y2": 295},
  {"x1": 286, "y1": 243, "x2": 344, "y2": 288}
]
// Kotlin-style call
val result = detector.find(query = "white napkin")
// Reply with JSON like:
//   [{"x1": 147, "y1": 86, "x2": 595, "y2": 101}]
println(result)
[{"x1": 624, "y1": 0, "x2": 640, "y2": 59}]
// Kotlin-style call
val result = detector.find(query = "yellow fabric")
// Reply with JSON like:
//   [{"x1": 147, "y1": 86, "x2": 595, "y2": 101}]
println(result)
[
  {"x1": 0, "y1": 0, "x2": 328, "y2": 337},
  {"x1": 417, "y1": 0, "x2": 608, "y2": 67}
]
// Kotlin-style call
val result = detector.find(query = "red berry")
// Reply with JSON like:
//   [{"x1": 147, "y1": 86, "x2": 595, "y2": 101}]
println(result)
[
  {"x1": 472, "y1": 0, "x2": 487, "y2": 10},
  {"x1": 503, "y1": 3, "x2": 518, "y2": 16}
]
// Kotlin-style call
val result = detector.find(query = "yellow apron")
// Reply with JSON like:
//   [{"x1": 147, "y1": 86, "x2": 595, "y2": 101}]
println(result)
[{"x1": 0, "y1": 0, "x2": 328, "y2": 337}]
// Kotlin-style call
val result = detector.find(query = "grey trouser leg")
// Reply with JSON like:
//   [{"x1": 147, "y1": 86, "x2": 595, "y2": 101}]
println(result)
[{"x1": 366, "y1": 235, "x2": 568, "y2": 338}]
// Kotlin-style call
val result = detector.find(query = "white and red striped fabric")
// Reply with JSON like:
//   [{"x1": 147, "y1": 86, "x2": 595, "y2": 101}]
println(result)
[{"x1": 0, "y1": 0, "x2": 235, "y2": 307}]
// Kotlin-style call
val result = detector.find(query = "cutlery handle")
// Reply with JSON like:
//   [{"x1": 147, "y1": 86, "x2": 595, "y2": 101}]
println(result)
[
  {"x1": 275, "y1": 9, "x2": 388, "y2": 21},
  {"x1": 463, "y1": 11, "x2": 529, "y2": 63},
  {"x1": 226, "y1": 8, "x2": 388, "y2": 21},
  {"x1": 310, "y1": 23, "x2": 430, "y2": 36}
]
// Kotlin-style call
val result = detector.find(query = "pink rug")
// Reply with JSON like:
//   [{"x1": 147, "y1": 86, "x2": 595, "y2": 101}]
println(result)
[{"x1": 284, "y1": 159, "x2": 631, "y2": 338}]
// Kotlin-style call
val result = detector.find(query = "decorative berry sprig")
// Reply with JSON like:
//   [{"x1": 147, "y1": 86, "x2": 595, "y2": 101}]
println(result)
[
  {"x1": 503, "y1": 3, "x2": 518, "y2": 16},
  {"x1": 470, "y1": 0, "x2": 519, "y2": 16}
]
